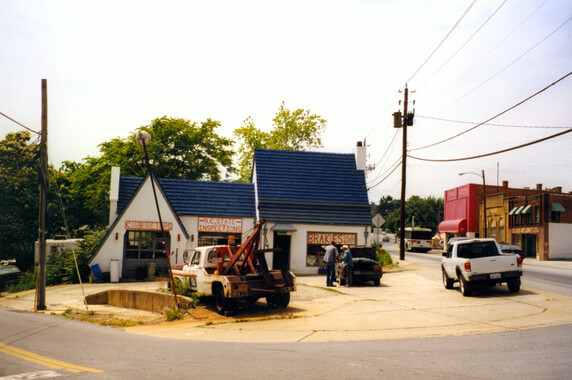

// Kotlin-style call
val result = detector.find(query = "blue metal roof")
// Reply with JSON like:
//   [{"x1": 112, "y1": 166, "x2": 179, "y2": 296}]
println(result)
[
  {"x1": 117, "y1": 177, "x2": 255, "y2": 218},
  {"x1": 254, "y1": 149, "x2": 371, "y2": 225},
  {"x1": 116, "y1": 149, "x2": 371, "y2": 226}
]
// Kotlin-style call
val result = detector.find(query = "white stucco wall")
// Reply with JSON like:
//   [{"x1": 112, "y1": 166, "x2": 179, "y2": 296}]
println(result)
[
  {"x1": 265, "y1": 223, "x2": 370, "y2": 275},
  {"x1": 549, "y1": 223, "x2": 572, "y2": 259},
  {"x1": 92, "y1": 176, "x2": 187, "y2": 273},
  {"x1": 178, "y1": 216, "x2": 257, "y2": 254}
]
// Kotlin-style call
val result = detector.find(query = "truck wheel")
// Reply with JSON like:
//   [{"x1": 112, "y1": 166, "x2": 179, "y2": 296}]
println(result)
[
  {"x1": 214, "y1": 286, "x2": 230, "y2": 315},
  {"x1": 266, "y1": 293, "x2": 290, "y2": 309},
  {"x1": 507, "y1": 279, "x2": 521, "y2": 293},
  {"x1": 373, "y1": 278, "x2": 380, "y2": 286},
  {"x1": 442, "y1": 270, "x2": 454, "y2": 289},
  {"x1": 459, "y1": 276, "x2": 472, "y2": 296}
]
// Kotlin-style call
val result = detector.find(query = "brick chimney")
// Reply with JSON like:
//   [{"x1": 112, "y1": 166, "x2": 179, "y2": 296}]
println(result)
[
  {"x1": 555, "y1": 186, "x2": 562, "y2": 193},
  {"x1": 536, "y1": 184, "x2": 542, "y2": 191},
  {"x1": 502, "y1": 180, "x2": 509, "y2": 188}
]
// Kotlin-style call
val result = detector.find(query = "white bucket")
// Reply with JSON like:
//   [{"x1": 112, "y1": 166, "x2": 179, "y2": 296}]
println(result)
[{"x1": 110, "y1": 259, "x2": 120, "y2": 283}]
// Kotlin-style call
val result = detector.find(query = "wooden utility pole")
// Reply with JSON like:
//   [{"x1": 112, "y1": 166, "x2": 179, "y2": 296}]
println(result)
[
  {"x1": 399, "y1": 86, "x2": 408, "y2": 261},
  {"x1": 36, "y1": 79, "x2": 48, "y2": 311}
]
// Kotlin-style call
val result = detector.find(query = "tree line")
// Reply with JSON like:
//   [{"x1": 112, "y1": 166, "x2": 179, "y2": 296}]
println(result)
[
  {"x1": 0, "y1": 103, "x2": 325, "y2": 272},
  {"x1": 1, "y1": 101, "x2": 443, "y2": 277}
]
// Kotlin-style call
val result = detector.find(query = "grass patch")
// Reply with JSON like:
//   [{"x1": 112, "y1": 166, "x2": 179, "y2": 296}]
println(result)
[{"x1": 59, "y1": 308, "x2": 157, "y2": 327}]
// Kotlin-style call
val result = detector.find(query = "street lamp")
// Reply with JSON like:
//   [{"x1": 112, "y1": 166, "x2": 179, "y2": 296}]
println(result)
[
  {"x1": 458, "y1": 170, "x2": 487, "y2": 238},
  {"x1": 137, "y1": 131, "x2": 179, "y2": 304}
]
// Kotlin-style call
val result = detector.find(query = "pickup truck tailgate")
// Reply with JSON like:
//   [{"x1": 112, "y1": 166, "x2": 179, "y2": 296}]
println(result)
[{"x1": 468, "y1": 255, "x2": 520, "y2": 274}]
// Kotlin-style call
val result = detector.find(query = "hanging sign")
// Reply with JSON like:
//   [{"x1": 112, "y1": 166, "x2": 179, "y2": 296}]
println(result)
[
  {"x1": 198, "y1": 217, "x2": 242, "y2": 233},
  {"x1": 307, "y1": 232, "x2": 356, "y2": 245},
  {"x1": 125, "y1": 221, "x2": 173, "y2": 231}
]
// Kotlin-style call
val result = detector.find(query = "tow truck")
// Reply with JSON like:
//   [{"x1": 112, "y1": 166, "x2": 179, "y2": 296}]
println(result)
[{"x1": 172, "y1": 219, "x2": 295, "y2": 314}]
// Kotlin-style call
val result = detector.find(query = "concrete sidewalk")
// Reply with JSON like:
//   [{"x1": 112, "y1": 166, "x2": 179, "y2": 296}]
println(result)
[{"x1": 3, "y1": 260, "x2": 571, "y2": 343}]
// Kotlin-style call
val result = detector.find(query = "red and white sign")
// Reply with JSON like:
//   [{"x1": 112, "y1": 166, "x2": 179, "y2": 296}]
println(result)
[
  {"x1": 198, "y1": 217, "x2": 242, "y2": 233},
  {"x1": 125, "y1": 221, "x2": 173, "y2": 231},
  {"x1": 307, "y1": 232, "x2": 357, "y2": 245}
]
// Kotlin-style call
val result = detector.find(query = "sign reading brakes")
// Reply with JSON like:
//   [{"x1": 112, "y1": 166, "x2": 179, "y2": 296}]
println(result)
[
  {"x1": 198, "y1": 217, "x2": 242, "y2": 233},
  {"x1": 307, "y1": 232, "x2": 356, "y2": 245}
]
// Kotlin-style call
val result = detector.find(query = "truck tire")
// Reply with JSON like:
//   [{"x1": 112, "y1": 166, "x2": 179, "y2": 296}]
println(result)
[
  {"x1": 507, "y1": 279, "x2": 521, "y2": 293},
  {"x1": 266, "y1": 292, "x2": 290, "y2": 309},
  {"x1": 442, "y1": 269, "x2": 454, "y2": 289},
  {"x1": 373, "y1": 278, "x2": 380, "y2": 286},
  {"x1": 214, "y1": 286, "x2": 230, "y2": 315},
  {"x1": 459, "y1": 275, "x2": 472, "y2": 297}
]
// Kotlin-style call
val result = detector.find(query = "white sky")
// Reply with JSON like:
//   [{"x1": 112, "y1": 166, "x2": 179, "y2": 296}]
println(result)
[{"x1": 2, "y1": 0, "x2": 571, "y2": 202}]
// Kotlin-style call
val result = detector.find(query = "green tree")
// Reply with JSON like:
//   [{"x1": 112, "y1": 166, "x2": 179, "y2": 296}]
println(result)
[
  {"x1": 375, "y1": 195, "x2": 443, "y2": 234},
  {"x1": 64, "y1": 116, "x2": 235, "y2": 225},
  {"x1": 233, "y1": 102, "x2": 327, "y2": 182},
  {"x1": 370, "y1": 195, "x2": 400, "y2": 221},
  {"x1": 0, "y1": 131, "x2": 39, "y2": 270},
  {"x1": 46, "y1": 227, "x2": 107, "y2": 285},
  {"x1": 0, "y1": 132, "x2": 79, "y2": 271}
]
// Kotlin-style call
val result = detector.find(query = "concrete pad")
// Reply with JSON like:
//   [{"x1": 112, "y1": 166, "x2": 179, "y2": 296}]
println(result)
[{"x1": 3, "y1": 263, "x2": 572, "y2": 343}]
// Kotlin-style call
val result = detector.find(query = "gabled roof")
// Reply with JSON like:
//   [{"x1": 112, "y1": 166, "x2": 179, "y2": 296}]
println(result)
[
  {"x1": 118, "y1": 177, "x2": 255, "y2": 218},
  {"x1": 254, "y1": 149, "x2": 371, "y2": 225}
]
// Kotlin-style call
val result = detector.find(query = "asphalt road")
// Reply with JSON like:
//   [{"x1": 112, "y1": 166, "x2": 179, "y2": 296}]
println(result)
[
  {"x1": 1, "y1": 306, "x2": 572, "y2": 379},
  {"x1": 385, "y1": 242, "x2": 572, "y2": 297}
]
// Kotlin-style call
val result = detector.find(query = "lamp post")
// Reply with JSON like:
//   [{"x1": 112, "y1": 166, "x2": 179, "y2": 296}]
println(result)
[
  {"x1": 458, "y1": 170, "x2": 487, "y2": 238},
  {"x1": 137, "y1": 131, "x2": 178, "y2": 304}
]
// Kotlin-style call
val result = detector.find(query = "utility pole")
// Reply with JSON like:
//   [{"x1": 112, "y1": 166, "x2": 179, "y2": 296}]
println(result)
[
  {"x1": 482, "y1": 169, "x2": 487, "y2": 238},
  {"x1": 36, "y1": 79, "x2": 48, "y2": 311},
  {"x1": 399, "y1": 86, "x2": 409, "y2": 261}
]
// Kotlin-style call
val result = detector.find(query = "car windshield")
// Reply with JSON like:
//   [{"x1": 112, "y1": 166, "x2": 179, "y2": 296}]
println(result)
[{"x1": 457, "y1": 241, "x2": 500, "y2": 259}]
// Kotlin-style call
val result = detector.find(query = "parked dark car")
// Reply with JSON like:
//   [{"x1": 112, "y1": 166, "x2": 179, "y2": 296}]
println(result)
[
  {"x1": 382, "y1": 236, "x2": 390, "y2": 242},
  {"x1": 336, "y1": 246, "x2": 383, "y2": 286},
  {"x1": 0, "y1": 260, "x2": 23, "y2": 291},
  {"x1": 499, "y1": 243, "x2": 524, "y2": 256}
]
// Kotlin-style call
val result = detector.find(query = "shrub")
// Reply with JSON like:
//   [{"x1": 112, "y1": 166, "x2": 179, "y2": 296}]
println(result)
[
  {"x1": 46, "y1": 228, "x2": 108, "y2": 285},
  {"x1": 375, "y1": 245, "x2": 393, "y2": 267}
]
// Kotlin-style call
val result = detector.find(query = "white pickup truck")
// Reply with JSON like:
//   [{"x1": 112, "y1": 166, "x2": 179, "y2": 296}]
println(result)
[{"x1": 441, "y1": 238, "x2": 522, "y2": 296}]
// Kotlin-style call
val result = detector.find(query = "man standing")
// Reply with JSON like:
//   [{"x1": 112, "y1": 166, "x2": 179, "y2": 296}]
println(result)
[
  {"x1": 323, "y1": 241, "x2": 338, "y2": 287},
  {"x1": 341, "y1": 245, "x2": 353, "y2": 287}
]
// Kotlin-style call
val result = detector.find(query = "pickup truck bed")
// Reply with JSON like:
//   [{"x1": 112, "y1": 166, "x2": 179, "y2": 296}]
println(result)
[{"x1": 441, "y1": 239, "x2": 522, "y2": 296}]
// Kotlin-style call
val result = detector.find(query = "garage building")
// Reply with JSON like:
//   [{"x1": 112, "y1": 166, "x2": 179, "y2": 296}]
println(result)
[{"x1": 90, "y1": 144, "x2": 372, "y2": 279}]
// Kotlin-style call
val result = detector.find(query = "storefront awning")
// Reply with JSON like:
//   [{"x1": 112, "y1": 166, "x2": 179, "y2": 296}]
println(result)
[
  {"x1": 509, "y1": 207, "x2": 519, "y2": 215},
  {"x1": 521, "y1": 205, "x2": 532, "y2": 214},
  {"x1": 438, "y1": 219, "x2": 467, "y2": 233},
  {"x1": 551, "y1": 203, "x2": 565, "y2": 212},
  {"x1": 270, "y1": 223, "x2": 297, "y2": 231},
  {"x1": 513, "y1": 206, "x2": 525, "y2": 215}
]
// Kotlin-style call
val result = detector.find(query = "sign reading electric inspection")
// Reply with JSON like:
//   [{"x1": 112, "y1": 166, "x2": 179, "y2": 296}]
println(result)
[{"x1": 198, "y1": 217, "x2": 242, "y2": 233}]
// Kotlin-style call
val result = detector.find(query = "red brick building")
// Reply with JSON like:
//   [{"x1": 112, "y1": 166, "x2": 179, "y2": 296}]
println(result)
[{"x1": 440, "y1": 181, "x2": 572, "y2": 260}]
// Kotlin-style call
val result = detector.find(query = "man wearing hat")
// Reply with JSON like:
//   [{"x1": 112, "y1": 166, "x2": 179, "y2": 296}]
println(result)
[{"x1": 341, "y1": 245, "x2": 354, "y2": 287}]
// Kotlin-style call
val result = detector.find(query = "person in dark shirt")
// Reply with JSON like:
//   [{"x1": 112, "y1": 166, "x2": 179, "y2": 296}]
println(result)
[
  {"x1": 341, "y1": 245, "x2": 353, "y2": 287},
  {"x1": 323, "y1": 241, "x2": 339, "y2": 286}
]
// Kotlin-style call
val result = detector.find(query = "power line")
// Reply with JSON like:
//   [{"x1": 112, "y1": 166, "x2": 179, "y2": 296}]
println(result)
[
  {"x1": 367, "y1": 157, "x2": 402, "y2": 191},
  {"x1": 0, "y1": 111, "x2": 39, "y2": 135},
  {"x1": 417, "y1": 0, "x2": 508, "y2": 90},
  {"x1": 437, "y1": 0, "x2": 549, "y2": 96},
  {"x1": 408, "y1": 127, "x2": 572, "y2": 163},
  {"x1": 416, "y1": 115, "x2": 571, "y2": 129},
  {"x1": 434, "y1": 14, "x2": 572, "y2": 115},
  {"x1": 371, "y1": 128, "x2": 400, "y2": 172},
  {"x1": 364, "y1": 91, "x2": 400, "y2": 140},
  {"x1": 410, "y1": 70, "x2": 572, "y2": 151},
  {"x1": 406, "y1": 0, "x2": 477, "y2": 85}
]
